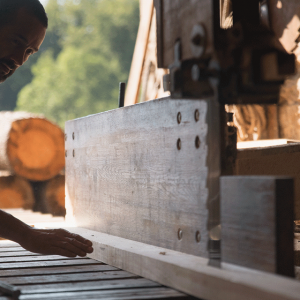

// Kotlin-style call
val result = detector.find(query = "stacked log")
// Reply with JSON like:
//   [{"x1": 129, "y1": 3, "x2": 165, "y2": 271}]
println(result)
[
  {"x1": 0, "y1": 112, "x2": 65, "y2": 215},
  {"x1": 32, "y1": 175, "x2": 66, "y2": 216},
  {"x1": 0, "y1": 171, "x2": 34, "y2": 209},
  {"x1": 0, "y1": 111, "x2": 65, "y2": 180}
]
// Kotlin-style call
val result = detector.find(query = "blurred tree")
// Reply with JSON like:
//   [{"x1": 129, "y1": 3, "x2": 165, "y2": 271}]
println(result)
[{"x1": 16, "y1": 0, "x2": 139, "y2": 127}]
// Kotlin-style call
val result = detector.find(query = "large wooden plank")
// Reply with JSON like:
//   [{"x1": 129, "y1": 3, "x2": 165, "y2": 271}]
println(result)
[
  {"x1": 0, "y1": 264, "x2": 116, "y2": 277},
  {"x1": 19, "y1": 287, "x2": 189, "y2": 300},
  {"x1": 0, "y1": 258, "x2": 99, "y2": 270},
  {"x1": 236, "y1": 144, "x2": 300, "y2": 219},
  {"x1": 0, "y1": 247, "x2": 26, "y2": 252},
  {"x1": 0, "y1": 241, "x2": 19, "y2": 248},
  {"x1": 0, "y1": 251, "x2": 44, "y2": 257},
  {"x1": 0, "y1": 255, "x2": 79, "y2": 263},
  {"x1": 66, "y1": 227, "x2": 300, "y2": 300},
  {"x1": 221, "y1": 176, "x2": 294, "y2": 277},
  {"x1": 65, "y1": 97, "x2": 221, "y2": 258},
  {"x1": 20, "y1": 278, "x2": 160, "y2": 294},
  {"x1": 3, "y1": 270, "x2": 137, "y2": 285}
]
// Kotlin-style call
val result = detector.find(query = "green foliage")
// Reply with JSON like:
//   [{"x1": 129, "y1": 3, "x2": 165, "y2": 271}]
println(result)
[{"x1": 16, "y1": 0, "x2": 139, "y2": 127}]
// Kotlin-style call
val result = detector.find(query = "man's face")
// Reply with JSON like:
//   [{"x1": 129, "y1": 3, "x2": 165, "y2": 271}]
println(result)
[{"x1": 0, "y1": 7, "x2": 46, "y2": 83}]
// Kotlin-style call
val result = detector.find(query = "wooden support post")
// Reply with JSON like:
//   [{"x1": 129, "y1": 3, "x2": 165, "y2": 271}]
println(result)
[
  {"x1": 124, "y1": 0, "x2": 154, "y2": 106},
  {"x1": 221, "y1": 176, "x2": 294, "y2": 277}
]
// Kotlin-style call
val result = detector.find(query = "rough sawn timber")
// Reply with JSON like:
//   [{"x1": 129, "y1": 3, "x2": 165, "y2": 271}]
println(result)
[
  {"x1": 65, "y1": 97, "x2": 221, "y2": 258},
  {"x1": 67, "y1": 227, "x2": 300, "y2": 300},
  {"x1": 236, "y1": 143, "x2": 300, "y2": 219},
  {"x1": 221, "y1": 176, "x2": 294, "y2": 277}
]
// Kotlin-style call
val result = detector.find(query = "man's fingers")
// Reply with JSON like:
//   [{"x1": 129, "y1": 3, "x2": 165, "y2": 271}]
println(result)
[
  {"x1": 49, "y1": 247, "x2": 78, "y2": 258},
  {"x1": 65, "y1": 232, "x2": 93, "y2": 247},
  {"x1": 54, "y1": 229, "x2": 93, "y2": 246},
  {"x1": 65, "y1": 237, "x2": 93, "y2": 253},
  {"x1": 54, "y1": 239, "x2": 89, "y2": 257}
]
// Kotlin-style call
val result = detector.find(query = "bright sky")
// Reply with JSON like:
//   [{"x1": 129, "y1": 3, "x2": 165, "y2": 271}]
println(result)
[{"x1": 40, "y1": 0, "x2": 48, "y2": 7}]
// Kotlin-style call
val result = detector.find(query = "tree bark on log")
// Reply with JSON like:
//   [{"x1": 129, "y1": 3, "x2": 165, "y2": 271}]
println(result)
[
  {"x1": 0, "y1": 112, "x2": 65, "y2": 181},
  {"x1": 0, "y1": 172, "x2": 34, "y2": 209}
]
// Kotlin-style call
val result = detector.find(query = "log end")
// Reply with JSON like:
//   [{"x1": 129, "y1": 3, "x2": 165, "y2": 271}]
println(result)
[{"x1": 7, "y1": 118, "x2": 65, "y2": 181}]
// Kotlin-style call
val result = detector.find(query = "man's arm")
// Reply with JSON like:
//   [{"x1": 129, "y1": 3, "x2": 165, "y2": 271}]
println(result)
[{"x1": 0, "y1": 210, "x2": 93, "y2": 257}]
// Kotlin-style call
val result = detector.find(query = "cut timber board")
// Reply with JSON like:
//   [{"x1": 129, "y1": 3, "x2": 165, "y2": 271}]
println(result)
[
  {"x1": 221, "y1": 176, "x2": 294, "y2": 277},
  {"x1": 65, "y1": 97, "x2": 221, "y2": 257},
  {"x1": 236, "y1": 144, "x2": 300, "y2": 219},
  {"x1": 67, "y1": 227, "x2": 300, "y2": 300}
]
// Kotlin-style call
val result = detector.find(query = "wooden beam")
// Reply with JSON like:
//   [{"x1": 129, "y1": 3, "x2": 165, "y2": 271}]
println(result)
[
  {"x1": 221, "y1": 176, "x2": 294, "y2": 277},
  {"x1": 236, "y1": 144, "x2": 300, "y2": 219},
  {"x1": 65, "y1": 97, "x2": 221, "y2": 258},
  {"x1": 66, "y1": 227, "x2": 300, "y2": 300},
  {"x1": 124, "y1": 0, "x2": 154, "y2": 106}
]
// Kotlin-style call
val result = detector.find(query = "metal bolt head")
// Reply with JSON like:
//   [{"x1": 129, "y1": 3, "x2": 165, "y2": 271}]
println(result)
[
  {"x1": 196, "y1": 231, "x2": 201, "y2": 243},
  {"x1": 72, "y1": 132, "x2": 75, "y2": 140},
  {"x1": 177, "y1": 112, "x2": 182, "y2": 124},
  {"x1": 195, "y1": 109, "x2": 200, "y2": 122},
  {"x1": 190, "y1": 23, "x2": 206, "y2": 58},
  {"x1": 72, "y1": 149, "x2": 75, "y2": 157},
  {"x1": 177, "y1": 138, "x2": 181, "y2": 150},
  {"x1": 195, "y1": 136, "x2": 201, "y2": 149},
  {"x1": 191, "y1": 33, "x2": 202, "y2": 46},
  {"x1": 65, "y1": 150, "x2": 67, "y2": 158},
  {"x1": 178, "y1": 229, "x2": 183, "y2": 240}
]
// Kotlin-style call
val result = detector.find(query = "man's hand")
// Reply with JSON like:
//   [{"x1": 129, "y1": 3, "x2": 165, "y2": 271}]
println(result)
[
  {"x1": 18, "y1": 228, "x2": 94, "y2": 257},
  {"x1": 0, "y1": 210, "x2": 93, "y2": 257}
]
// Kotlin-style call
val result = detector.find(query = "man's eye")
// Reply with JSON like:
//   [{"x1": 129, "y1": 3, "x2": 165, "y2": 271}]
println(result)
[
  {"x1": 12, "y1": 39, "x2": 20, "y2": 45},
  {"x1": 26, "y1": 49, "x2": 34, "y2": 56}
]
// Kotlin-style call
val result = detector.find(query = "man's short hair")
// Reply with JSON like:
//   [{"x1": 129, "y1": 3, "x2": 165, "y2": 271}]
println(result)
[{"x1": 0, "y1": 0, "x2": 48, "y2": 28}]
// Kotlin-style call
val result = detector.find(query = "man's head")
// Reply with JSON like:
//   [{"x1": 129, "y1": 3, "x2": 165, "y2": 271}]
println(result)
[{"x1": 0, "y1": 0, "x2": 48, "y2": 82}]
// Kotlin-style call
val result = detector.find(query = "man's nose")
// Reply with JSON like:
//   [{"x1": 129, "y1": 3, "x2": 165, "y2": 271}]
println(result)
[{"x1": 10, "y1": 49, "x2": 27, "y2": 67}]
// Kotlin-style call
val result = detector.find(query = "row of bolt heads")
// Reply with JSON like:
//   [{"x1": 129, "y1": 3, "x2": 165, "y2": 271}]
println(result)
[
  {"x1": 65, "y1": 132, "x2": 75, "y2": 157},
  {"x1": 65, "y1": 132, "x2": 75, "y2": 141},
  {"x1": 177, "y1": 109, "x2": 201, "y2": 150},
  {"x1": 177, "y1": 136, "x2": 201, "y2": 150},
  {"x1": 178, "y1": 110, "x2": 201, "y2": 243},
  {"x1": 177, "y1": 109, "x2": 200, "y2": 124},
  {"x1": 65, "y1": 109, "x2": 201, "y2": 156},
  {"x1": 178, "y1": 229, "x2": 201, "y2": 243}
]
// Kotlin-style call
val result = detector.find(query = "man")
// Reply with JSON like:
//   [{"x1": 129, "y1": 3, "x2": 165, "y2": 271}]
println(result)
[{"x1": 0, "y1": 0, "x2": 93, "y2": 257}]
